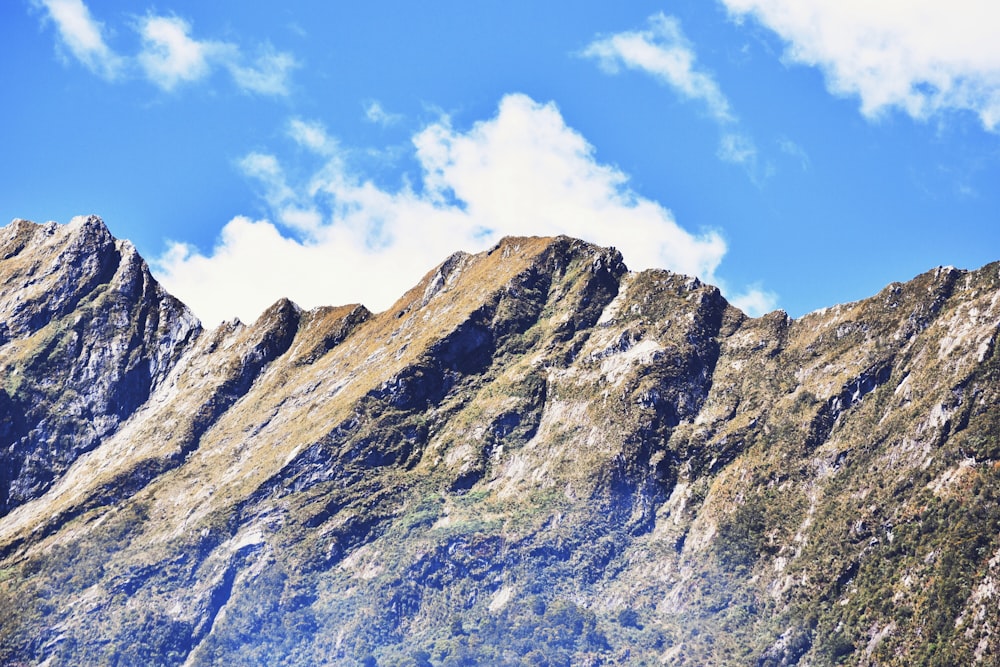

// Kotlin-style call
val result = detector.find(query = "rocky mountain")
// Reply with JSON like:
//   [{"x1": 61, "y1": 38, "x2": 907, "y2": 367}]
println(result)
[{"x1": 1, "y1": 216, "x2": 999, "y2": 666}]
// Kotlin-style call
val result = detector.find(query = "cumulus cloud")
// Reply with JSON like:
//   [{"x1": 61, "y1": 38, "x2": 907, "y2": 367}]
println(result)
[
  {"x1": 153, "y1": 94, "x2": 764, "y2": 326},
  {"x1": 33, "y1": 1, "x2": 296, "y2": 95},
  {"x1": 156, "y1": 217, "x2": 354, "y2": 326},
  {"x1": 721, "y1": 0, "x2": 1000, "y2": 130},
  {"x1": 33, "y1": 0, "x2": 124, "y2": 79},
  {"x1": 583, "y1": 13, "x2": 733, "y2": 123}
]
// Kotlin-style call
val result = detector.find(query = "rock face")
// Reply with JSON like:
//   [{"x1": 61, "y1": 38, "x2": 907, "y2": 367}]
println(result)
[
  {"x1": 0, "y1": 216, "x2": 199, "y2": 515},
  {"x1": 1, "y1": 217, "x2": 999, "y2": 666}
]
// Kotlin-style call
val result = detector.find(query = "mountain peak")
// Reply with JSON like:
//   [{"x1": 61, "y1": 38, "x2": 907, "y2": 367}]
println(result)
[
  {"x1": 1, "y1": 218, "x2": 999, "y2": 665},
  {"x1": 0, "y1": 217, "x2": 199, "y2": 515}
]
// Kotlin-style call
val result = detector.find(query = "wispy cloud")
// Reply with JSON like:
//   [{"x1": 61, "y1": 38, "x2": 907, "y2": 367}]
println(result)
[
  {"x1": 364, "y1": 101, "x2": 403, "y2": 126},
  {"x1": 33, "y1": 1, "x2": 296, "y2": 96},
  {"x1": 287, "y1": 118, "x2": 338, "y2": 155},
  {"x1": 722, "y1": 0, "x2": 1000, "y2": 131},
  {"x1": 33, "y1": 0, "x2": 124, "y2": 79},
  {"x1": 136, "y1": 14, "x2": 297, "y2": 95},
  {"x1": 718, "y1": 132, "x2": 756, "y2": 166},
  {"x1": 777, "y1": 136, "x2": 810, "y2": 171},
  {"x1": 718, "y1": 132, "x2": 773, "y2": 185},
  {"x1": 152, "y1": 94, "x2": 765, "y2": 325},
  {"x1": 237, "y1": 153, "x2": 297, "y2": 213},
  {"x1": 583, "y1": 13, "x2": 764, "y2": 179},
  {"x1": 226, "y1": 47, "x2": 297, "y2": 96},
  {"x1": 583, "y1": 13, "x2": 733, "y2": 123}
]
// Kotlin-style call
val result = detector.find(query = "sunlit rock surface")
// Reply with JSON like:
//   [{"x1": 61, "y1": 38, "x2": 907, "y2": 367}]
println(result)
[{"x1": 1, "y1": 217, "x2": 999, "y2": 665}]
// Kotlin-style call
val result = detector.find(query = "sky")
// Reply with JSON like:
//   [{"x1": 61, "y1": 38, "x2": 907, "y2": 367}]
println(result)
[{"x1": 3, "y1": 1, "x2": 1000, "y2": 326}]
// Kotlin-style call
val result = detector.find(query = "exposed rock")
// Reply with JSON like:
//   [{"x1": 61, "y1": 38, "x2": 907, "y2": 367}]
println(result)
[
  {"x1": 1, "y1": 219, "x2": 999, "y2": 666},
  {"x1": 0, "y1": 216, "x2": 199, "y2": 514}
]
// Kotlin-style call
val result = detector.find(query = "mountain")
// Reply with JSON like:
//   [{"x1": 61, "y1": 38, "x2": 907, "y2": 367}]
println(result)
[{"x1": 1, "y1": 216, "x2": 999, "y2": 666}]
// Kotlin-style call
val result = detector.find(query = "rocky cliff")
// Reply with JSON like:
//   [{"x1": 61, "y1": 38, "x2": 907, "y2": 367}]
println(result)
[{"x1": 1, "y1": 216, "x2": 999, "y2": 666}]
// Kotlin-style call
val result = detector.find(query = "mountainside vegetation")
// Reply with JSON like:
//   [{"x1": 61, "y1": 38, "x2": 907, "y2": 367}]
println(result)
[{"x1": 1, "y1": 216, "x2": 1000, "y2": 666}]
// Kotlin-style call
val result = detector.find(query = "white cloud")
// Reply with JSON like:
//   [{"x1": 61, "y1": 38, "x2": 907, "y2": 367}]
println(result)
[
  {"x1": 583, "y1": 13, "x2": 734, "y2": 123},
  {"x1": 237, "y1": 149, "x2": 323, "y2": 235},
  {"x1": 154, "y1": 94, "x2": 757, "y2": 326},
  {"x1": 583, "y1": 13, "x2": 768, "y2": 181},
  {"x1": 33, "y1": 1, "x2": 296, "y2": 96},
  {"x1": 729, "y1": 284, "x2": 780, "y2": 317},
  {"x1": 288, "y1": 118, "x2": 338, "y2": 155},
  {"x1": 777, "y1": 136, "x2": 810, "y2": 171},
  {"x1": 34, "y1": 0, "x2": 124, "y2": 79},
  {"x1": 717, "y1": 132, "x2": 757, "y2": 166},
  {"x1": 364, "y1": 101, "x2": 403, "y2": 126},
  {"x1": 137, "y1": 14, "x2": 297, "y2": 95},
  {"x1": 157, "y1": 217, "x2": 350, "y2": 325},
  {"x1": 238, "y1": 152, "x2": 297, "y2": 210},
  {"x1": 226, "y1": 48, "x2": 297, "y2": 96},
  {"x1": 721, "y1": 0, "x2": 1000, "y2": 130},
  {"x1": 718, "y1": 132, "x2": 774, "y2": 185},
  {"x1": 138, "y1": 15, "x2": 218, "y2": 90},
  {"x1": 412, "y1": 95, "x2": 728, "y2": 278}
]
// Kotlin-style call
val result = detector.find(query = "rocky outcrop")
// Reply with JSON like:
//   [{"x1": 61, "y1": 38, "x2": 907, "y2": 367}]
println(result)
[
  {"x1": 0, "y1": 216, "x2": 199, "y2": 514},
  {"x1": 1, "y1": 218, "x2": 999, "y2": 666}
]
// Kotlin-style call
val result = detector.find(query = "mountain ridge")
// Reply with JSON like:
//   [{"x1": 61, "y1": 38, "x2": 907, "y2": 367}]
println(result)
[{"x1": 1, "y1": 216, "x2": 999, "y2": 665}]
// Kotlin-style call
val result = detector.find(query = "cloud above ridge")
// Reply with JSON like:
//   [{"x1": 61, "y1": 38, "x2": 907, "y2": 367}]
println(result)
[
  {"x1": 721, "y1": 0, "x2": 1000, "y2": 130},
  {"x1": 154, "y1": 94, "x2": 778, "y2": 326}
]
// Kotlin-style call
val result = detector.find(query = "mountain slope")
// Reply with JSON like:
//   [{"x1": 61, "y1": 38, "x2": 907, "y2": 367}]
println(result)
[
  {"x1": 1, "y1": 217, "x2": 999, "y2": 666},
  {"x1": 0, "y1": 216, "x2": 199, "y2": 515}
]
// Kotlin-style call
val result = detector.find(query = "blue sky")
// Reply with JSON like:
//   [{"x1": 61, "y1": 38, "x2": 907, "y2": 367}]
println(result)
[{"x1": 4, "y1": 1, "x2": 1000, "y2": 325}]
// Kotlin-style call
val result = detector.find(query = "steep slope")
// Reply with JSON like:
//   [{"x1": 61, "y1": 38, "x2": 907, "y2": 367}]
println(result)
[
  {"x1": 0, "y1": 216, "x2": 199, "y2": 515},
  {"x1": 0, "y1": 218, "x2": 999, "y2": 666},
  {"x1": 597, "y1": 264, "x2": 1000, "y2": 665}
]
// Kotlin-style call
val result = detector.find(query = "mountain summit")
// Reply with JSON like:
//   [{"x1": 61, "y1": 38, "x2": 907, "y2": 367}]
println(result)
[{"x1": 1, "y1": 217, "x2": 999, "y2": 665}]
